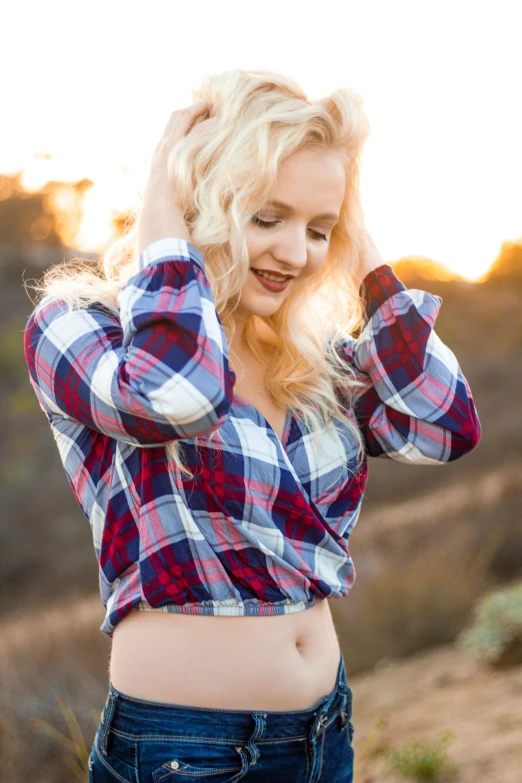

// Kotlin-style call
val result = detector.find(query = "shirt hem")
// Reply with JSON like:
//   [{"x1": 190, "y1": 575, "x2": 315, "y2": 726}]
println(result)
[
  {"x1": 100, "y1": 594, "x2": 326, "y2": 636},
  {"x1": 130, "y1": 596, "x2": 323, "y2": 617}
]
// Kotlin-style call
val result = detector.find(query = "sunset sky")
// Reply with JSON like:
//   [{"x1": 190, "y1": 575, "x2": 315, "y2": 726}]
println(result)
[{"x1": 1, "y1": 0, "x2": 520, "y2": 281}]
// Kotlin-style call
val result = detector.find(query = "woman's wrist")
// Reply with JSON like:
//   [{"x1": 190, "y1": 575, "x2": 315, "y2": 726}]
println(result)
[
  {"x1": 357, "y1": 230, "x2": 388, "y2": 280},
  {"x1": 359, "y1": 258, "x2": 388, "y2": 280},
  {"x1": 137, "y1": 219, "x2": 193, "y2": 258}
]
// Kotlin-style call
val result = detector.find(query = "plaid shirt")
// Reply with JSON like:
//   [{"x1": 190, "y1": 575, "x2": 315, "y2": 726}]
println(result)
[{"x1": 23, "y1": 237, "x2": 482, "y2": 637}]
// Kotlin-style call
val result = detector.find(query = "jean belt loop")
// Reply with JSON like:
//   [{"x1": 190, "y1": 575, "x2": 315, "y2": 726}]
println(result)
[
  {"x1": 99, "y1": 688, "x2": 118, "y2": 757},
  {"x1": 244, "y1": 712, "x2": 267, "y2": 766},
  {"x1": 339, "y1": 691, "x2": 349, "y2": 728},
  {"x1": 337, "y1": 652, "x2": 347, "y2": 688}
]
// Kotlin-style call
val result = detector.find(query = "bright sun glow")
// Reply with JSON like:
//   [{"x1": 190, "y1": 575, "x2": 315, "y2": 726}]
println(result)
[{"x1": 1, "y1": 0, "x2": 520, "y2": 282}]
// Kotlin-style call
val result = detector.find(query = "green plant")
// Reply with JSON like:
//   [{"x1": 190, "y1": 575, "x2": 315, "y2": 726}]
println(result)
[
  {"x1": 456, "y1": 580, "x2": 522, "y2": 668},
  {"x1": 384, "y1": 733, "x2": 460, "y2": 781}
]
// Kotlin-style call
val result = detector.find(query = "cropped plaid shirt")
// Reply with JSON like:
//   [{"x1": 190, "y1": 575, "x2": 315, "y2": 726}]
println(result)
[{"x1": 23, "y1": 237, "x2": 482, "y2": 637}]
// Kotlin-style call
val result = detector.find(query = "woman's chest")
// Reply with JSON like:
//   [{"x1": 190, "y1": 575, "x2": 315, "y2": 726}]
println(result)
[
  {"x1": 230, "y1": 361, "x2": 288, "y2": 443},
  {"x1": 179, "y1": 395, "x2": 367, "y2": 531}
]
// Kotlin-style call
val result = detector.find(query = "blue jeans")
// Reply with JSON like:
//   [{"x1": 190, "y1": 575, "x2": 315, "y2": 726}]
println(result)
[{"x1": 88, "y1": 649, "x2": 354, "y2": 783}]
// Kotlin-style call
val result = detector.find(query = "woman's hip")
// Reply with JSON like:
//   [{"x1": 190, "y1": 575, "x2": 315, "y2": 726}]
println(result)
[{"x1": 89, "y1": 649, "x2": 355, "y2": 783}]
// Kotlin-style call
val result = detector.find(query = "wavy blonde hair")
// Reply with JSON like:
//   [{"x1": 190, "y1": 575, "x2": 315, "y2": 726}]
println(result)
[{"x1": 29, "y1": 68, "x2": 373, "y2": 479}]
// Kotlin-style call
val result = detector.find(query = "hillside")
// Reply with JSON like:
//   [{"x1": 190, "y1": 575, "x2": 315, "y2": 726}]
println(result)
[
  {"x1": 350, "y1": 641, "x2": 522, "y2": 783},
  {"x1": 1, "y1": 597, "x2": 521, "y2": 782},
  {"x1": 0, "y1": 241, "x2": 521, "y2": 781}
]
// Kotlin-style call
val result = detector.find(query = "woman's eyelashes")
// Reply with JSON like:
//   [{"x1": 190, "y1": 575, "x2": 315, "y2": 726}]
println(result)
[{"x1": 251, "y1": 215, "x2": 328, "y2": 242}]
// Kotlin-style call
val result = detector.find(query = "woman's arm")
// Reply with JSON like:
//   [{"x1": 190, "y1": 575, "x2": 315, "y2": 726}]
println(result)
[
  {"x1": 23, "y1": 102, "x2": 235, "y2": 448},
  {"x1": 336, "y1": 262, "x2": 482, "y2": 463},
  {"x1": 23, "y1": 237, "x2": 235, "y2": 447}
]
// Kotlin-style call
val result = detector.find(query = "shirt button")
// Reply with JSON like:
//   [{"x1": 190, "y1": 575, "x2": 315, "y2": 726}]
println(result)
[{"x1": 170, "y1": 761, "x2": 180, "y2": 769}]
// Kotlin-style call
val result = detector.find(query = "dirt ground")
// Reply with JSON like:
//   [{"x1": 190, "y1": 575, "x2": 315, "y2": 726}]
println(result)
[{"x1": 349, "y1": 642, "x2": 522, "y2": 782}]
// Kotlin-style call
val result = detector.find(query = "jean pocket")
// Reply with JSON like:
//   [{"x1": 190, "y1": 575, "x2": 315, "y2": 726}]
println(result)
[
  {"x1": 95, "y1": 725, "x2": 138, "y2": 783},
  {"x1": 147, "y1": 738, "x2": 250, "y2": 783}
]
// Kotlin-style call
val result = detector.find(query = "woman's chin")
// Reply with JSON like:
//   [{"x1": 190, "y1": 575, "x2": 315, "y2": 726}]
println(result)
[{"x1": 239, "y1": 291, "x2": 287, "y2": 318}]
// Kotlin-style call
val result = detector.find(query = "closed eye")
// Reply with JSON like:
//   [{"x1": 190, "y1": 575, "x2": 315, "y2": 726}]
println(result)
[{"x1": 251, "y1": 215, "x2": 328, "y2": 241}]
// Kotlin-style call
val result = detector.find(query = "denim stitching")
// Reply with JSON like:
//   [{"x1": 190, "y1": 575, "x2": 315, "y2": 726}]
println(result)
[
  {"x1": 108, "y1": 686, "x2": 327, "y2": 716},
  {"x1": 154, "y1": 747, "x2": 249, "y2": 782},
  {"x1": 307, "y1": 713, "x2": 325, "y2": 782},
  {"x1": 100, "y1": 691, "x2": 118, "y2": 757},
  {"x1": 316, "y1": 727, "x2": 326, "y2": 780},
  {"x1": 256, "y1": 735, "x2": 309, "y2": 744},
  {"x1": 110, "y1": 727, "x2": 244, "y2": 743},
  {"x1": 101, "y1": 669, "x2": 348, "y2": 781},
  {"x1": 323, "y1": 709, "x2": 341, "y2": 733},
  {"x1": 155, "y1": 763, "x2": 240, "y2": 779},
  {"x1": 108, "y1": 726, "x2": 309, "y2": 743},
  {"x1": 339, "y1": 692, "x2": 348, "y2": 728},
  {"x1": 94, "y1": 731, "x2": 136, "y2": 783},
  {"x1": 304, "y1": 737, "x2": 312, "y2": 779},
  {"x1": 245, "y1": 712, "x2": 266, "y2": 765}
]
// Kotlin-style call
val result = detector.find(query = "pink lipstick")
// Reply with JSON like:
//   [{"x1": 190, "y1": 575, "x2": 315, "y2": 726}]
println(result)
[{"x1": 250, "y1": 268, "x2": 292, "y2": 293}]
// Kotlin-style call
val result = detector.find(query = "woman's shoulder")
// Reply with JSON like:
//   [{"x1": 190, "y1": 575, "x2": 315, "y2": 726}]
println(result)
[{"x1": 29, "y1": 296, "x2": 120, "y2": 325}]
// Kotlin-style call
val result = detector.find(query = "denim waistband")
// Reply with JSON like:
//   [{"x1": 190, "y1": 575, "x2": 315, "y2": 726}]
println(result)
[{"x1": 102, "y1": 648, "x2": 351, "y2": 743}]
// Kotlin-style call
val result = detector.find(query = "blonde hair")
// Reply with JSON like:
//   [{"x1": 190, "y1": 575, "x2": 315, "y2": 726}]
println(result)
[{"x1": 28, "y1": 68, "x2": 373, "y2": 479}]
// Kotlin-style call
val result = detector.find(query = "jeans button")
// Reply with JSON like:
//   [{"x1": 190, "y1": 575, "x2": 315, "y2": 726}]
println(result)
[{"x1": 170, "y1": 761, "x2": 180, "y2": 770}]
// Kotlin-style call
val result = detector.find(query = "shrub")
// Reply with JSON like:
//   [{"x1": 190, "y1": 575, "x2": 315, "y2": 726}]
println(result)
[
  {"x1": 385, "y1": 733, "x2": 460, "y2": 781},
  {"x1": 456, "y1": 580, "x2": 522, "y2": 668}
]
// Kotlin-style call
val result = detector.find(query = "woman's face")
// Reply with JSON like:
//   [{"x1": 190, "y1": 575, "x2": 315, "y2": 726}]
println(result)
[{"x1": 236, "y1": 147, "x2": 346, "y2": 329}]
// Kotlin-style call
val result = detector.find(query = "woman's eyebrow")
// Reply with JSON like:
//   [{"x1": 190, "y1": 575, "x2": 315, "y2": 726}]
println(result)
[{"x1": 265, "y1": 199, "x2": 339, "y2": 221}]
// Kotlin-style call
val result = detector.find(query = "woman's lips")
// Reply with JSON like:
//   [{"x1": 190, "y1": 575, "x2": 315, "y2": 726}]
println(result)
[{"x1": 250, "y1": 268, "x2": 292, "y2": 292}]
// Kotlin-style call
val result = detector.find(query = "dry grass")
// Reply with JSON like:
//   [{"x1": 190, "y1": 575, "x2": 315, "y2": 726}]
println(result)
[
  {"x1": 331, "y1": 459, "x2": 522, "y2": 675},
  {"x1": 359, "y1": 459, "x2": 522, "y2": 537},
  {"x1": 0, "y1": 597, "x2": 109, "y2": 783},
  {"x1": 332, "y1": 524, "x2": 504, "y2": 676},
  {"x1": 349, "y1": 642, "x2": 522, "y2": 783}
]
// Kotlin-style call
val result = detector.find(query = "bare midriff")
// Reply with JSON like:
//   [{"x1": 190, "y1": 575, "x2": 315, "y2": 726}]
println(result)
[
  {"x1": 109, "y1": 598, "x2": 342, "y2": 711},
  {"x1": 110, "y1": 353, "x2": 342, "y2": 711}
]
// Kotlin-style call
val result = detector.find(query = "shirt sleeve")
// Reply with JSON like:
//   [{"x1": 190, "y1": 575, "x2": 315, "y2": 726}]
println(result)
[
  {"x1": 23, "y1": 237, "x2": 236, "y2": 447},
  {"x1": 334, "y1": 264, "x2": 482, "y2": 463}
]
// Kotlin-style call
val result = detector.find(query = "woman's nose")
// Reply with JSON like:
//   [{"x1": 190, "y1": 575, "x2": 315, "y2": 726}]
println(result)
[{"x1": 272, "y1": 230, "x2": 308, "y2": 269}]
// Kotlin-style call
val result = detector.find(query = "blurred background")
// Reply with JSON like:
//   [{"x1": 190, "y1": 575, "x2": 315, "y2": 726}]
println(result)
[{"x1": 1, "y1": 1, "x2": 521, "y2": 781}]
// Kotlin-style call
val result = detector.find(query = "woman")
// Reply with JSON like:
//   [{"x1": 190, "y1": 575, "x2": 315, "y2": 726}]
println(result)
[{"x1": 24, "y1": 69, "x2": 481, "y2": 783}]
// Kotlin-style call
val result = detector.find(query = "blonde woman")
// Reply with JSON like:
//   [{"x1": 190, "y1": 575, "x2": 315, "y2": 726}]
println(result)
[{"x1": 24, "y1": 70, "x2": 481, "y2": 783}]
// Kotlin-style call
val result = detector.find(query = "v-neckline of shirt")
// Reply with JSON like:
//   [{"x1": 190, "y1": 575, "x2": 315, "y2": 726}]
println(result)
[{"x1": 232, "y1": 391, "x2": 293, "y2": 451}]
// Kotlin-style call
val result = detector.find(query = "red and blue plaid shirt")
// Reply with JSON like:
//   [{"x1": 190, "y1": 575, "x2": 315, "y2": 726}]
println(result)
[{"x1": 23, "y1": 237, "x2": 482, "y2": 637}]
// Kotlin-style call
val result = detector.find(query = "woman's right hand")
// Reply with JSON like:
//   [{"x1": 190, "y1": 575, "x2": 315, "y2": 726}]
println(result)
[{"x1": 137, "y1": 101, "x2": 210, "y2": 256}]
